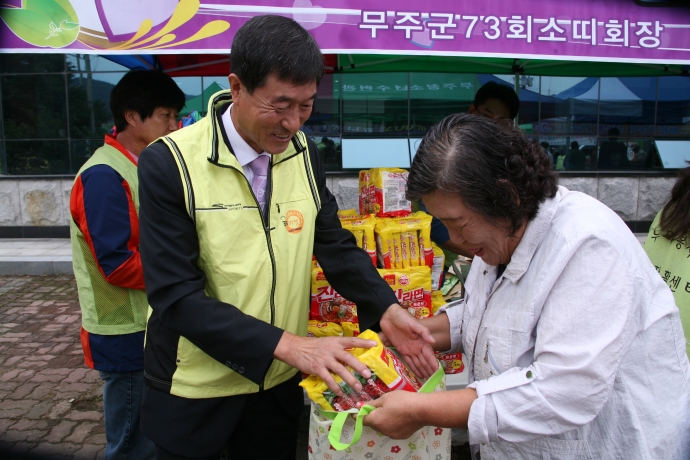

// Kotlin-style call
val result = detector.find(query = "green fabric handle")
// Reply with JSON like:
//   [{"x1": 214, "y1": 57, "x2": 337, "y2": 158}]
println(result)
[{"x1": 327, "y1": 363, "x2": 445, "y2": 450}]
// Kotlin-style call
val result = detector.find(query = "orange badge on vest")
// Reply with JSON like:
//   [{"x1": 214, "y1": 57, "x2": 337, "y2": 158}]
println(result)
[{"x1": 285, "y1": 210, "x2": 304, "y2": 234}]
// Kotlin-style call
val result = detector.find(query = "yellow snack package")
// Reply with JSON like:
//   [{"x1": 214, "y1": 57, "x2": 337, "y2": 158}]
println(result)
[
  {"x1": 374, "y1": 218, "x2": 399, "y2": 269},
  {"x1": 436, "y1": 352, "x2": 465, "y2": 374},
  {"x1": 431, "y1": 290, "x2": 446, "y2": 315},
  {"x1": 338, "y1": 208, "x2": 359, "y2": 219},
  {"x1": 307, "y1": 320, "x2": 343, "y2": 338},
  {"x1": 341, "y1": 321, "x2": 360, "y2": 337},
  {"x1": 391, "y1": 231, "x2": 403, "y2": 269},
  {"x1": 300, "y1": 330, "x2": 423, "y2": 412},
  {"x1": 431, "y1": 242, "x2": 446, "y2": 291},
  {"x1": 310, "y1": 268, "x2": 358, "y2": 323},
  {"x1": 358, "y1": 170, "x2": 372, "y2": 215},
  {"x1": 341, "y1": 220, "x2": 365, "y2": 250},
  {"x1": 348, "y1": 215, "x2": 377, "y2": 266},
  {"x1": 400, "y1": 231, "x2": 411, "y2": 269},
  {"x1": 378, "y1": 266, "x2": 433, "y2": 319},
  {"x1": 407, "y1": 229, "x2": 421, "y2": 267},
  {"x1": 414, "y1": 211, "x2": 434, "y2": 267},
  {"x1": 397, "y1": 213, "x2": 434, "y2": 267},
  {"x1": 368, "y1": 168, "x2": 412, "y2": 217}
]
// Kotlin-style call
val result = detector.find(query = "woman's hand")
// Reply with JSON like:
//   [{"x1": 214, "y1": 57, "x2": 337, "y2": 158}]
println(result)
[
  {"x1": 380, "y1": 304, "x2": 438, "y2": 378},
  {"x1": 362, "y1": 391, "x2": 426, "y2": 439},
  {"x1": 364, "y1": 388, "x2": 478, "y2": 438}
]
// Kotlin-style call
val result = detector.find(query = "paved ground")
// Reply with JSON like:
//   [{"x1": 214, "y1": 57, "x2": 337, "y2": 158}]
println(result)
[
  {"x1": 0, "y1": 240, "x2": 72, "y2": 276},
  {"x1": 0, "y1": 275, "x2": 105, "y2": 460}
]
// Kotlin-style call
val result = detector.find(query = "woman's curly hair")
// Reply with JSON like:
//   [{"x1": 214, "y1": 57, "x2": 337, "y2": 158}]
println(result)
[{"x1": 406, "y1": 113, "x2": 558, "y2": 235}]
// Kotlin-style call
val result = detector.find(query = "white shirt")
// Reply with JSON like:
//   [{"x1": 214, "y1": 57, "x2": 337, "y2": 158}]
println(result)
[
  {"x1": 221, "y1": 104, "x2": 270, "y2": 182},
  {"x1": 445, "y1": 186, "x2": 690, "y2": 459}
]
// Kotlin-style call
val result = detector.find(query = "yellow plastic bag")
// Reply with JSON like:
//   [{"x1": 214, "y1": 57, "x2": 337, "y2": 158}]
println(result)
[
  {"x1": 300, "y1": 330, "x2": 423, "y2": 412},
  {"x1": 341, "y1": 321, "x2": 360, "y2": 337}
]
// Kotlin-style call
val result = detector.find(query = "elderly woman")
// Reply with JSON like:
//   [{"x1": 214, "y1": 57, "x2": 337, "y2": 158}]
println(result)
[{"x1": 365, "y1": 114, "x2": 690, "y2": 459}]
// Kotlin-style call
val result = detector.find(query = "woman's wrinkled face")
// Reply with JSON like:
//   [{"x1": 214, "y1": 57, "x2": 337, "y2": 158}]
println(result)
[{"x1": 423, "y1": 190, "x2": 524, "y2": 266}]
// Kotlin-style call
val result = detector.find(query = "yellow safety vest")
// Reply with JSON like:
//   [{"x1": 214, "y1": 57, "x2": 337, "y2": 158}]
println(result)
[
  {"x1": 70, "y1": 142, "x2": 149, "y2": 335},
  {"x1": 157, "y1": 90, "x2": 321, "y2": 398}
]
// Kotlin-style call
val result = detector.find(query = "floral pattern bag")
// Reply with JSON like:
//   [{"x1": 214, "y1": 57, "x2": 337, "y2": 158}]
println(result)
[{"x1": 307, "y1": 364, "x2": 451, "y2": 460}]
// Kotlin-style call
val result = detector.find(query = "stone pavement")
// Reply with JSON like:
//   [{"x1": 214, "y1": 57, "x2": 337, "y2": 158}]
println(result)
[{"x1": 0, "y1": 275, "x2": 105, "y2": 460}]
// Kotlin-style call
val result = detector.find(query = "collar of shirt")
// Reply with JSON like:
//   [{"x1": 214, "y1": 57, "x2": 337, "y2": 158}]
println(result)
[
  {"x1": 125, "y1": 149, "x2": 138, "y2": 165},
  {"x1": 501, "y1": 186, "x2": 562, "y2": 284},
  {"x1": 221, "y1": 104, "x2": 270, "y2": 181},
  {"x1": 104, "y1": 134, "x2": 138, "y2": 167}
]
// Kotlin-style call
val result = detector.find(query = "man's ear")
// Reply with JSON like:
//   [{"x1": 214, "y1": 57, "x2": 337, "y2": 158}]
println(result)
[
  {"x1": 124, "y1": 110, "x2": 140, "y2": 128},
  {"x1": 468, "y1": 104, "x2": 478, "y2": 115},
  {"x1": 228, "y1": 74, "x2": 243, "y2": 101}
]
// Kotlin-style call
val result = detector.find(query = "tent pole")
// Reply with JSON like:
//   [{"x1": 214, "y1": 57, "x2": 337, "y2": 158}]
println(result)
[{"x1": 514, "y1": 60, "x2": 520, "y2": 126}]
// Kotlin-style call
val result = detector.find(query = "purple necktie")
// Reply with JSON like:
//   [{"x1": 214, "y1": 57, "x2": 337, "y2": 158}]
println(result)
[{"x1": 249, "y1": 155, "x2": 270, "y2": 212}]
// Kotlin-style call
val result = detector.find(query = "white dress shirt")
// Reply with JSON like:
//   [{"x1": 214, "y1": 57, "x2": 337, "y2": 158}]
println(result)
[
  {"x1": 444, "y1": 186, "x2": 690, "y2": 459},
  {"x1": 221, "y1": 104, "x2": 270, "y2": 181}
]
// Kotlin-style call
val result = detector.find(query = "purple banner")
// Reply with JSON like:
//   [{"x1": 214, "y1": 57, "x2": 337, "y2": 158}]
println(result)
[{"x1": 1, "y1": 0, "x2": 689, "y2": 64}]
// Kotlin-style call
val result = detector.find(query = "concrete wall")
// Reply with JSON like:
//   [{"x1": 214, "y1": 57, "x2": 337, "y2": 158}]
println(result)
[
  {"x1": 325, "y1": 175, "x2": 676, "y2": 224},
  {"x1": 0, "y1": 175, "x2": 677, "y2": 231},
  {"x1": 0, "y1": 178, "x2": 73, "y2": 227}
]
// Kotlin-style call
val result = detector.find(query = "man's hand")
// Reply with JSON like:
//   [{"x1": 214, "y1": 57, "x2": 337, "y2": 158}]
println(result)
[
  {"x1": 273, "y1": 331, "x2": 376, "y2": 395},
  {"x1": 380, "y1": 304, "x2": 437, "y2": 378}
]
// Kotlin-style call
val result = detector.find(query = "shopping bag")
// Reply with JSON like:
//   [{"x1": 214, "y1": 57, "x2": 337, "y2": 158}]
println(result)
[{"x1": 307, "y1": 363, "x2": 451, "y2": 460}]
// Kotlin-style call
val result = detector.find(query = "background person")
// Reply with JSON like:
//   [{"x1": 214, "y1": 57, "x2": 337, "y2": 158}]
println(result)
[
  {"x1": 540, "y1": 141, "x2": 553, "y2": 166},
  {"x1": 644, "y1": 163, "x2": 690, "y2": 357},
  {"x1": 567, "y1": 140, "x2": 588, "y2": 170},
  {"x1": 598, "y1": 127, "x2": 628, "y2": 170},
  {"x1": 69, "y1": 69, "x2": 185, "y2": 460},
  {"x1": 419, "y1": 81, "x2": 520, "y2": 262},
  {"x1": 137, "y1": 15, "x2": 435, "y2": 460},
  {"x1": 366, "y1": 113, "x2": 690, "y2": 459}
]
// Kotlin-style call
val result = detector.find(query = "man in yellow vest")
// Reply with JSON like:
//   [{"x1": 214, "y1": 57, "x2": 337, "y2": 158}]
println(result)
[
  {"x1": 70, "y1": 69, "x2": 185, "y2": 460},
  {"x1": 137, "y1": 15, "x2": 437, "y2": 460}
]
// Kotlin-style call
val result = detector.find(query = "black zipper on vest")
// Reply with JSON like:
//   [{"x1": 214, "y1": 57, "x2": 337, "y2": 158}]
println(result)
[{"x1": 208, "y1": 160, "x2": 276, "y2": 392}]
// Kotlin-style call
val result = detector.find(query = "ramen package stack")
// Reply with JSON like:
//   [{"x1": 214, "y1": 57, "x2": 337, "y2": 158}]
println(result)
[
  {"x1": 375, "y1": 212, "x2": 434, "y2": 269},
  {"x1": 300, "y1": 330, "x2": 423, "y2": 412},
  {"x1": 340, "y1": 214, "x2": 377, "y2": 266},
  {"x1": 309, "y1": 267, "x2": 360, "y2": 337},
  {"x1": 379, "y1": 266, "x2": 433, "y2": 320},
  {"x1": 366, "y1": 168, "x2": 412, "y2": 218},
  {"x1": 398, "y1": 212, "x2": 433, "y2": 268}
]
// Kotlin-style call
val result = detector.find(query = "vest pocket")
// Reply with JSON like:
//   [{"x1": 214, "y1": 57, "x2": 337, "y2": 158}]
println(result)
[
  {"x1": 504, "y1": 436, "x2": 595, "y2": 459},
  {"x1": 78, "y1": 237, "x2": 135, "y2": 325}
]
